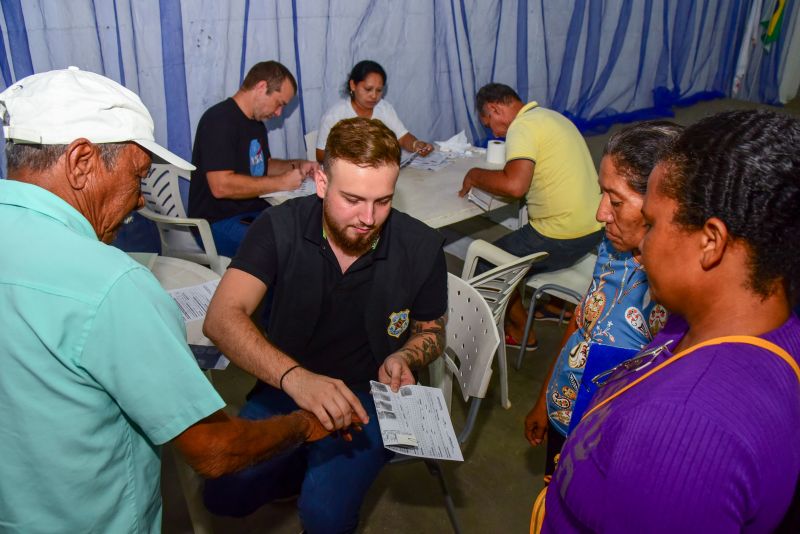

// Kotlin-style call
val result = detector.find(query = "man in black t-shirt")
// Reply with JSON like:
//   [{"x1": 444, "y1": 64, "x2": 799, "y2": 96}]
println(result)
[
  {"x1": 202, "y1": 118, "x2": 448, "y2": 533},
  {"x1": 188, "y1": 61, "x2": 319, "y2": 257}
]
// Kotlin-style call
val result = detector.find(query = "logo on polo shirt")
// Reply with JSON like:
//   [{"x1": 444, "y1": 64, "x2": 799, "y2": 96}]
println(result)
[{"x1": 387, "y1": 309, "x2": 410, "y2": 338}]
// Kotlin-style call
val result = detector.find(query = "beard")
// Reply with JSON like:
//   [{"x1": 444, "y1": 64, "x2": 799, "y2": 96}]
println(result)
[{"x1": 322, "y1": 201, "x2": 381, "y2": 256}]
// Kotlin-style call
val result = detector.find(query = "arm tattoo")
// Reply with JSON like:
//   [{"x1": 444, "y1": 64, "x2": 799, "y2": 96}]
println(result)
[{"x1": 395, "y1": 315, "x2": 446, "y2": 368}]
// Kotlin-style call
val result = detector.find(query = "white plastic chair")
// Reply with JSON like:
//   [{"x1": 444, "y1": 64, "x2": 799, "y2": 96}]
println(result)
[
  {"x1": 461, "y1": 240, "x2": 548, "y2": 409},
  {"x1": 138, "y1": 163, "x2": 230, "y2": 276},
  {"x1": 304, "y1": 130, "x2": 318, "y2": 161},
  {"x1": 391, "y1": 273, "x2": 500, "y2": 534},
  {"x1": 516, "y1": 252, "x2": 597, "y2": 369}
]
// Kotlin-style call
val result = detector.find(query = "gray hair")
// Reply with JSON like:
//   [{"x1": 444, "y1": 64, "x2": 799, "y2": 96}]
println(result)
[
  {"x1": 5, "y1": 141, "x2": 127, "y2": 173},
  {"x1": 602, "y1": 121, "x2": 683, "y2": 195}
]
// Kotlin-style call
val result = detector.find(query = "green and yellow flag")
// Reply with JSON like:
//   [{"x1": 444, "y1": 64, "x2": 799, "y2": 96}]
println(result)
[{"x1": 761, "y1": 0, "x2": 786, "y2": 49}]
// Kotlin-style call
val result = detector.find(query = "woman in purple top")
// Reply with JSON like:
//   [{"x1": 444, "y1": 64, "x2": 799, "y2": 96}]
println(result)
[{"x1": 544, "y1": 110, "x2": 800, "y2": 533}]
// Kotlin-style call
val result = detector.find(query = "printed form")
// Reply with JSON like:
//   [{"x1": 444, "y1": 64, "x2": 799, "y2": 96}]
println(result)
[
  {"x1": 168, "y1": 279, "x2": 219, "y2": 322},
  {"x1": 260, "y1": 178, "x2": 317, "y2": 203},
  {"x1": 167, "y1": 280, "x2": 229, "y2": 370},
  {"x1": 370, "y1": 381, "x2": 463, "y2": 461}
]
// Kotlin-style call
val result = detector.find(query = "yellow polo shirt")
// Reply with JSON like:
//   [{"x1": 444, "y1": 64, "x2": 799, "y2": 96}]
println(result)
[{"x1": 505, "y1": 102, "x2": 602, "y2": 239}]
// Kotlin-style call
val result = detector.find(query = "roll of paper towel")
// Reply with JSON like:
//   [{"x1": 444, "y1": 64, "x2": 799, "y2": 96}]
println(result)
[{"x1": 486, "y1": 140, "x2": 506, "y2": 165}]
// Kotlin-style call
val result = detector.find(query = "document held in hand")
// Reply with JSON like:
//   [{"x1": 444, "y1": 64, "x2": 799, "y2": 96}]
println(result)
[{"x1": 369, "y1": 381, "x2": 464, "y2": 461}]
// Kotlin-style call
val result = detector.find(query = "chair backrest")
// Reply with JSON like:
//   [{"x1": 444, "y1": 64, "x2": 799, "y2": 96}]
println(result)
[
  {"x1": 445, "y1": 273, "x2": 501, "y2": 401},
  {"x1": 305, "y1": 130, "x2": 318, "y2": 161},
  {"x1": 441, "y1": 273, "x2": 501, "y2": 444},
  {"x1": 461, "y1": 239, "x2": 547, "y2": 325},
  {"x1": 141, "y1": 163, "x2": 189, "y2": 218},
  {"x1": 138, "y1": 164, "x2": 230, "y2": 275}
]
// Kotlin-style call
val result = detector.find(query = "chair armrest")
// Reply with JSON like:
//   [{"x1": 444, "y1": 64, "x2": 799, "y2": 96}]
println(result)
[
  {"x1": 138, "y1": 207, "x2": 209, "y2": 229},
  {"x1": 461, "y1": 239, "x2": 521, "y2": 279},
  {"x1": 138, "y1": 207, "x2": 221, "y2": 261}
]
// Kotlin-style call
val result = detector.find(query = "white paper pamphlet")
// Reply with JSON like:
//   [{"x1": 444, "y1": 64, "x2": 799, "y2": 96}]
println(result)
[
  {"x1": 467, "y1": 187, "x2": 497, "y2": 211},
  {"x1": 260, "y1": 178, "x2": 316, "y2": 203},
  {"x1": 406, "y1": 150, "x2": 453, "y2": 172},
  {"x1": 167, "y1": 279, "x2": 230, "y2": 371},
  {"x1": 400, "y1": 151, "x2": 418, "y2": 168},
  {"x1": 369, "y1": 380, "x2": 463, "y2": 461},
  {"x1": 167, "y1": 279, "x2": 220, "y2": 322}
]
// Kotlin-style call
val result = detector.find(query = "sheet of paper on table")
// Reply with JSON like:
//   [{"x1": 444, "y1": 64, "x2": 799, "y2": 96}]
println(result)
[
  {"x1": 369, "y1": 380, "x2": 463, "y2": 461},
  {"x1": 167, "y1": 280, "x2": 229, "y2": 371},
  {"x1": 167, "y1": 279, "x2": 220, "y2": 322},
  {"x1": 260, "y1": 178, "x2": 316, "y2": 202},
  {"x1": 405, "y1": 150, "x2": 452, "y2": 172},
  {"x1": 400, "y1": 151, "x2": 418, "y2": 168}
]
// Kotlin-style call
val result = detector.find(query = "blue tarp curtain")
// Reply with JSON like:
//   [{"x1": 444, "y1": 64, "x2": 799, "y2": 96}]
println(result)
[
  {"x1": 3, "y1": 0, "x2": 797, "y2": 251},
  {"x1": 1, "y1": 0, "x2": 797, "y2": 166}
]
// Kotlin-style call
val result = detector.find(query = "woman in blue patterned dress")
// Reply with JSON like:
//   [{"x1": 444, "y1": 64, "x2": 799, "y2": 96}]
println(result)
[{"x1": 524, "y1": 121, "x2": 682, "y2": 481}]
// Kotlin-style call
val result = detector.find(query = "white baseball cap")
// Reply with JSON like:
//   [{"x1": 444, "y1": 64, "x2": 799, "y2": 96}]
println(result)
[{"x1": 0, "y1": 66, "x2": 194, "y2": 170}]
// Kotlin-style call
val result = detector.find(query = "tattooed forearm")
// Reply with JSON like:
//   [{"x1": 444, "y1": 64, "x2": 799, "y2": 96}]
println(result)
[{"x1": 395, "y1": 315, "x2": 446, "y2": 368}]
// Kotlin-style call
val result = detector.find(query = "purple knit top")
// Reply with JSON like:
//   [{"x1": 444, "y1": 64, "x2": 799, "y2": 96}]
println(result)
[{"x1": 544, "y1": 314, "x2": 800, "y2": 533}]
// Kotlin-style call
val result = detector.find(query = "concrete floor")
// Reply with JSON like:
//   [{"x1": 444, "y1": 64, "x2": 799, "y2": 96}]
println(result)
[{"x1": 162, "y1": 96, "x2": 800, "y2": 534}]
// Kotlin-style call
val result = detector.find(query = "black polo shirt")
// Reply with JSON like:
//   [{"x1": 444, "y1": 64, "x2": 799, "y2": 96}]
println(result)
[{"x1": 231, "y1": 197, "x2": 447, "y2": 391}]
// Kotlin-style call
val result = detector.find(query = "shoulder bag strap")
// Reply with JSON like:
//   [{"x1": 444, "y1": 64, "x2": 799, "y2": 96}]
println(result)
[{"x1": 582, "y1": 335, "x2": 800, "y2": 423}]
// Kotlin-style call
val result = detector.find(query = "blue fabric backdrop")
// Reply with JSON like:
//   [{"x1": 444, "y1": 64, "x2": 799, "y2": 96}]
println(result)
[
  {"x1": 1, "y1": 0, "x2": 796, "y2": 162},
  {"x1": 0, "y1": 0, "x2": 796, "y2": 250}
]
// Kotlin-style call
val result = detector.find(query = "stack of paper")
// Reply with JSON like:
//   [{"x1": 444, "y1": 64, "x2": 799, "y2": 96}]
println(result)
[{"x1": 467, "y1": 187, "x2": 496, "y2": 211}]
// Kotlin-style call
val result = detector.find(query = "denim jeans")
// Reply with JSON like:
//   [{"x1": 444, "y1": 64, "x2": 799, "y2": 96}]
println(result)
[
  {"x1": 209, "y1": 210, "x2": 264, "y2": 258},
  {"x1": 203, "y1": 386, "x2": 391, "y2": 534},
  {"x1": 478, "y1": 223, "x2": 603, "y2": 275}
]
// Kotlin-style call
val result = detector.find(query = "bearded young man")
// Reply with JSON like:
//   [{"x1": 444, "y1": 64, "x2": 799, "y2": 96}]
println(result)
[{"x1": 202, "y1": 117, "x2": 448, "y2": 533}]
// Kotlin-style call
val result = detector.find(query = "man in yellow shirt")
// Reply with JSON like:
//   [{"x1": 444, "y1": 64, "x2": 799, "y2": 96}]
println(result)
[{"x1": 459, "y1": 83, "x2": 602, "y2": 349}]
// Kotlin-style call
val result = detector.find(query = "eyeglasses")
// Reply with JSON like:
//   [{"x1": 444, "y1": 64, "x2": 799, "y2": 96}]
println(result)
[{"x1": 591, "y1": 340, "x2": 674, "y2": 388}]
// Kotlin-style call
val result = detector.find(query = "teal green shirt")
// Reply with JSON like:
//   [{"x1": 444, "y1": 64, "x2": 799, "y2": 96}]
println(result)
[{"x1": 0, "y1": 180, "x2": 225, "y2": 533}]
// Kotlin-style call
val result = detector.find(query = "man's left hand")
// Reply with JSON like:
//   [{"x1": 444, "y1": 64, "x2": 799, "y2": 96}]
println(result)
[{"x1": 378, "y1": 354, "x2": 416, "y2": 392}]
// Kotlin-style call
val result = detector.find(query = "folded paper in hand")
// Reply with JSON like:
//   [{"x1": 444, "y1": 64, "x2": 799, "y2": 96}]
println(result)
[{"x1": 370, "y1": 380, "x2": 463, "y2": 461}]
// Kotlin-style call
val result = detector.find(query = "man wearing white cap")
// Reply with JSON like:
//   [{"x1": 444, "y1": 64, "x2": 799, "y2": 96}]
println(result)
[{"x1": 0, "y1": 67, "x2": 352, "y2": 533}]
